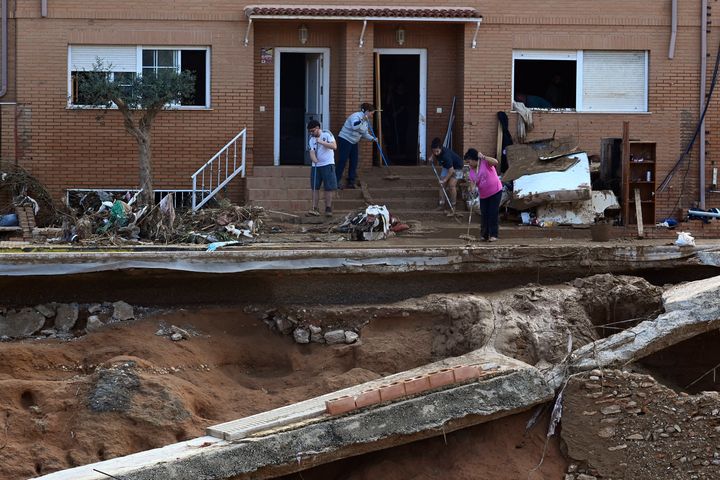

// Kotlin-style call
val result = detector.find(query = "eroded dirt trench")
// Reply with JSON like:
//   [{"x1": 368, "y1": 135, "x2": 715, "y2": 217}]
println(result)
[{"x1": 1, "y1": 273, "x2": 720, "y2": 479}]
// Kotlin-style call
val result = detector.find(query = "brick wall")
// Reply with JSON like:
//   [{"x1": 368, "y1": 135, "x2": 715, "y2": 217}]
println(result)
[{"x1": 5, "y1": 0, "x2": 720, "y2": 220}]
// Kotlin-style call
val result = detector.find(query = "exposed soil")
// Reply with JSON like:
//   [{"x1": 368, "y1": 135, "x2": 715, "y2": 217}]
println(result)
[
  {"x1": 562, "y1": 368, "x2": 720, "y2": 479},
  {"x1": 0, "y1": 273, "x2": 708, "y2": 479}
]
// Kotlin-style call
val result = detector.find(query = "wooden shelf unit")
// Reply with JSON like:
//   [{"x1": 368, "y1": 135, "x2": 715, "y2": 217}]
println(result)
[{"x1": 624, "y1": 141, "x2": 656, "y2": 225}]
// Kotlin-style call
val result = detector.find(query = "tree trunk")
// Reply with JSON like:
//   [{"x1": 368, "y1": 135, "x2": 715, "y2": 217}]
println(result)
[{"x1": 137, "y1": 127, "x2": 154, "y2": 207}]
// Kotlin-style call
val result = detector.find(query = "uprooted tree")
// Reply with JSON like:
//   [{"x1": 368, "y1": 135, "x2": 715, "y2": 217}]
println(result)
[{"x1": 77, "y1": 60, "x2": 196, "y2": 210}]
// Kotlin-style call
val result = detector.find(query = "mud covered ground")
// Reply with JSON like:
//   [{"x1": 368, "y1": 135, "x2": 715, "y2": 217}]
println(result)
[{"x1": 0, "y1": 274, "x2": 717, "y2": 479}]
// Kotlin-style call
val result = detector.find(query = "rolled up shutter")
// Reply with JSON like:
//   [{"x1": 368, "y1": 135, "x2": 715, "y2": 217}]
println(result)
[
  {"x1": 582, "y1": 51, "x2": 647, "y2": 112},
  {"x1": 69, "y1": 45, "x2": 137, "y2": 72}
]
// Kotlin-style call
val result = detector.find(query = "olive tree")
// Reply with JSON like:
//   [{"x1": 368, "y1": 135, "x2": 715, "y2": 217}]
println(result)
[{"x1": 78, "y1": 61, "x2": 196, "y2": 207}]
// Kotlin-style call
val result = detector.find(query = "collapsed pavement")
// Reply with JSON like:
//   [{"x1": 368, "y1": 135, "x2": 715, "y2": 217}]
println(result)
[{"x1": 12, "y1": 273, "x2": 717, "y2": 479}]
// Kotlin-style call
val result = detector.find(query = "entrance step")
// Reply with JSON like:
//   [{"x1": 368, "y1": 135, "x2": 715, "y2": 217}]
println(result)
[{"x1": 246, "y1": 165, "x2": 452, "y2": 220}]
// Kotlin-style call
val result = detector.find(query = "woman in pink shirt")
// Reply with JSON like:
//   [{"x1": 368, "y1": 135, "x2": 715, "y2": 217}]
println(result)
[{"x1": 464, "y1": 148, "x2": 503, "y2": 242}]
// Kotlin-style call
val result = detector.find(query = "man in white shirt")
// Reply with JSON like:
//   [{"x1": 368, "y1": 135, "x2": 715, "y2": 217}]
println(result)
[{"x1": 307, "y1": 120, "x2": 338, "y2": 217}]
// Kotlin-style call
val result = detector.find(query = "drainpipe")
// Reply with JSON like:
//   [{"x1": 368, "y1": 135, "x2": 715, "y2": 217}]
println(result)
[
  {"x1": 668, "y1": 0, "x2": 677, "y2": 58},
  {"x1": 0, "y1": 0, "x2": 7, "y2": 98},
  {"x1": 41, "y1": 0, "x2": 47, "y2": 17},
  {"x1": 700, "y1": 0, "x2": 707, "y2": 209}
]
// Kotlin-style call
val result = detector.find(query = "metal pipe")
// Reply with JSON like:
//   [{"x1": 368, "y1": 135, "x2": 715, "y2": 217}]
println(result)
[
  {"x1": 700, "y1": 0, "x2": 708, "y2": 209},
  {"x1": 668, "y1": 0, "x2": 677, "y2": 58},
  {"x1": 41, "y1": 0, "x2": 47, "y2": 17},
  {"x1": 0, "y1": 0, "x2": 7, "y2": 97}
]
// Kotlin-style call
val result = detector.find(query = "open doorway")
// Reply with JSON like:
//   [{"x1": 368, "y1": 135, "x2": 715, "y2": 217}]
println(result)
[
  {"x1": 274, "y1": 48, "x2": 330, "y2": 165},
  {"x1": 374, "y1": 49, "x2": 427, "y2": 164}
]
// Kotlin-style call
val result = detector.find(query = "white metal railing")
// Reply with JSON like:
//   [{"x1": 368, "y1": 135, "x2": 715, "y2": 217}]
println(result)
[{"x1": 191, "y1": 129, "x2": 247, "y2": 211}]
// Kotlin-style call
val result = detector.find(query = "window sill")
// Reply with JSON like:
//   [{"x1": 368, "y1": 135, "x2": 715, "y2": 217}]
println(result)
[
  {"x1": 66, "y1": 105, "x2": 213, "y2": 111},
  {"x1": 511, "y1": 109, "x2": 651, "y2": 115}
]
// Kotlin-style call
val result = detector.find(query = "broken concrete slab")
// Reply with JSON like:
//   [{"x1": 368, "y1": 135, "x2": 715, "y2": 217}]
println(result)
[
  {"x1": 111, "y1": 301, "x2": 134, "y2": 322},
  {"x1": 546, "y1": 274, "x2": 720, "y2": 390},
  {"x1": 536, "y1": 190, "x2": 620, "y2": 225},
  {"x1": 0, "y1": 308, "x2": 46, "y2": 337},
  {"x1": 36, "y1": 352, "x2": 552, "y2": 480},
  {"x1": 54, "y1": 303, "x2": 79, "y2": 332}
]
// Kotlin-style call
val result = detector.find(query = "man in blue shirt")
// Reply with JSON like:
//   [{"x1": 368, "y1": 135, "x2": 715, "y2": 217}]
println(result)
[{"x1": 429, "y1": 137, "x2": 463, "y2": 211}]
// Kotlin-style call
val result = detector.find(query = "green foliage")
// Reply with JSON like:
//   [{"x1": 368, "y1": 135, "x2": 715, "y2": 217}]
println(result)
[{"x1": 77, "y1": 59, "x2": 197, "y2": 111}]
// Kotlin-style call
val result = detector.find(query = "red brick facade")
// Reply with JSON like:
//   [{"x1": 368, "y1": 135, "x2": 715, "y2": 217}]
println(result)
[{"x1": 2, "y1": 1, "x2": 719, "y2": 223}]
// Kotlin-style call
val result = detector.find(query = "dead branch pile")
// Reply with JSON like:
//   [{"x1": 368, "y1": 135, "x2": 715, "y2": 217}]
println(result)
[{"x1": 0, "y1": 161, "x2": 64, "y2": 227}]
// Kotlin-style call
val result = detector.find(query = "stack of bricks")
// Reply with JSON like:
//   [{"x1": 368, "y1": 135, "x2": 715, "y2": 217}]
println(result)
[{"x1": 14, "y1": 205, "x2": 35, "y2": 242}]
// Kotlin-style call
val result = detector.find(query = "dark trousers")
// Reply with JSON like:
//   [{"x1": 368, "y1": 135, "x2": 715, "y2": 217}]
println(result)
[
  {"x1": 480, "y1": 190, "x2": 502, "y2": 239},
  {"x1": 336, "y1": 137, "x2": 359, "y2": 185}
]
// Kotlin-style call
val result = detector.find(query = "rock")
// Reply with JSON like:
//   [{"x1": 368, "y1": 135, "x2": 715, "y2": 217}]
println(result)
[
  {"x1": 324, "y1": 329, "x2": 346, "y2": 345},
  {"x1": 567, "y1": 464, "x2": 579, "y2": 473},
  {"x1": 112, "y1": 301, "x2": 135, "y2": 322},
  {"x1": 88, "y1": 363, "x2": 140, "y2": 412},
  {"x1": 0, "y1": 308, "x2": 46, "y2": 338},
  {"x1": 40, "y1": 329, "x2": 57, "y2": 336},
  {"x1": 576, "y1": 475, "x2": 598, "y2": 480},
  {"x1": 601, "y1": 405, "x2": 622, "y2": 415},
  {"x1": 170, "y1": 325, "x2": 191, "y2": 339},
  {"x1": 608, "y1": 444, "x2": 627, "y2": 451},
  {"x1": 309, "y1": 325, "x2": 324, "y2": 343},
  {"x1": 274, "y1": 315, "x2": 294, "y2": 335},
  {"x1": 54, "y1": 303, "x2": 79, "y2": 332},
  {"x1": 344, "y1": 331, "x2": 359, "y2": 344},
  {"x1": 34, "y1": 304, "x2": 56, "y2": 318},
  {"x1": 626, "y1": 433, "x2": 644, "y2": 441},
  {"x1": 85, "y1": 316, "x2": 104, "y2": 332},
  {"x1": 598, "y1": 426, "x2": 616, "y2": 438},
  {"x1": 87, "y1": 303, "x2": 103, "y2": 314},
  {"x1": 170, "y1": 333, "x2": 183, "y2": 341},
  {"x1": 293, "y1": 328, "x2": 310, "y2": 344}
]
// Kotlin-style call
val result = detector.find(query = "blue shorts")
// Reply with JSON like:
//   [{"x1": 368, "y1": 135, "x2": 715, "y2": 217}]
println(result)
[
  {"x1": 311, "y1": 164, "x2": 338, "y2": 191},
  {"x1": 441, "y1": 167, "x2": 463, "y2": 180}
]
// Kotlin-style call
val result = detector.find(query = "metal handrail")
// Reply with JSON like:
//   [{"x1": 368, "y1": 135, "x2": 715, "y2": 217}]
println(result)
[{"x1": 191, "y1": 129, "x2": 247, "y2": 211}]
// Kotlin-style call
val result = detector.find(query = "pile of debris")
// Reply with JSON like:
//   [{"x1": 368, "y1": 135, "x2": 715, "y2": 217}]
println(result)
[
  {"x1": 62, "y1": 190, "x2": 266, "y2": 245},
  {"x1": 500, "y1": 137, "x2": 620, "y2": 227},
  {"x1": 0, "y1": 300, "x2": 137, "y2": 340}
]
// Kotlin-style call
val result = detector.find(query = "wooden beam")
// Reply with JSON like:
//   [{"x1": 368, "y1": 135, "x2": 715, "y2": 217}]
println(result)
[
  {"x1": 634, "y1": 188, "x2": 644, "y2": 238},
  {"x1": 622, "y1": 121, "x2": 630, "y2": 226}
]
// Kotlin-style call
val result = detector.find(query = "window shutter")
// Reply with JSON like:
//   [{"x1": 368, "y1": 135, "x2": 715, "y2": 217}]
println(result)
[
  {"x1": 582, "y1": 51, "x2": 647, "y2": 112},
  {"x1": 70, "y1": 46, "x2": 137, "y2": 72}
]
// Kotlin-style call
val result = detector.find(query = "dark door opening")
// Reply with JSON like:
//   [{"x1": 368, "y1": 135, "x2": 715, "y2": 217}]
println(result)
[
  {"x1": 376, "y1": 55, "x2": 420, "y2": 165},
  {"x1": 279, "y1": 52, "x2": 325, "y2": 166},
  {"x1": 279, "y1": 53, "x2": 306, "y2": 165}
]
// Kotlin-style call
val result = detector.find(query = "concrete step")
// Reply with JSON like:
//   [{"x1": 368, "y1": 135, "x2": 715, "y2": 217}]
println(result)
[{"x1": 251, "y1": 166, "x2": 308, "y2": 177}]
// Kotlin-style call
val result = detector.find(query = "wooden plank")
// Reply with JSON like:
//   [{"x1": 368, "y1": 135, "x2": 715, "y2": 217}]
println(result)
[
  {"x1": 634, "y1": 188, "x2": 644, "y2": 238},
  {"x1": 622, "y1": 121, "x2": 630, "y2": 226}
]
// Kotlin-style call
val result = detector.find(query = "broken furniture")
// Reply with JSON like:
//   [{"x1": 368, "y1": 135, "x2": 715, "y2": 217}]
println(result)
[{"x1": 625, "y1": 141, "x2": 656, "y2": 225}]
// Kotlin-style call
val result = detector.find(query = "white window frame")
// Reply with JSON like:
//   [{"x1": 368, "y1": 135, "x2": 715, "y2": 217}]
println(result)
[
  {"x1": 68, "y1": 45, "x2": 211, "y2": 109},
  {"x1": 512, "y1": 49, "x2": 648, "y2": 113}
]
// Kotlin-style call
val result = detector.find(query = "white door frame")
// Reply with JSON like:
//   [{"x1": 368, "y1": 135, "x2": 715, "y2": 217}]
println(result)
[
  {"x1": 373, "y1": 48, "x2": 427, "y2": 161},
  {"x1": 274, "y1": 47, "x2": 331, "y2": 166}
]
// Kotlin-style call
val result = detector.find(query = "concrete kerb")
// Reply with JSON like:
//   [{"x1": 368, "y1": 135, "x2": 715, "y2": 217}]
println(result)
[{"x1": 36, "y1": 356, "x2": 553, "y2": 480}]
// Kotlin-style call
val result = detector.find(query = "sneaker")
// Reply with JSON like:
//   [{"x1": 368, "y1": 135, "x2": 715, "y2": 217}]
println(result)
[
  {"x1": 325, "y1": 208, "x2": 333, "y2": 217},
  {"x1": 445, "y1": 211, "x2": 455, "y2": 217},
  {"x1": 434, "y1": 203, "x2": 446, "y2": 211},
  {"x1": 306, "y1": 209, "x2": 320, "y2": 217},
  {"x1": 488, "y1": 236, "x2": 498, "y2": 242},
  {"x1": 345, "y1": 183, "x2": 356, "y2": 189}
]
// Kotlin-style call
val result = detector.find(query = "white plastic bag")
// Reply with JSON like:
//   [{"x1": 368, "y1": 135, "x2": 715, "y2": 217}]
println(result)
[{"x1": 674, "y1": 231, "x2": 696, "y2": 247}]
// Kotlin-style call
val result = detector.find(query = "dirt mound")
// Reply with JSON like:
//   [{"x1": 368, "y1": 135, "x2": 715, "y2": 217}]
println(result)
[
  {"x1": 562, "y1": 369, "x2": 720, "y2": 479},
  {"x1": 0, "y1": 308, "x2": 439, "y2": 478},
  {"x1": 430, "y1": 274, "x2": 662, "y2": 365}
]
